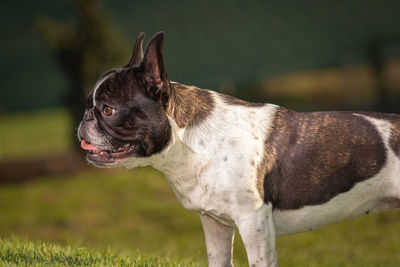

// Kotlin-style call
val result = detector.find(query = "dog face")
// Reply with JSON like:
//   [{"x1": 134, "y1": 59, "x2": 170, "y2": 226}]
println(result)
[{"x1": 78, "y1": 32, "x2": 172, "y2": 167}]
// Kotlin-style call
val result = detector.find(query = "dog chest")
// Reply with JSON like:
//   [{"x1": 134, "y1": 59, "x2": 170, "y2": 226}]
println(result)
[{"x1": 160, "y1": 155, "x2": 256, "y2": 224}]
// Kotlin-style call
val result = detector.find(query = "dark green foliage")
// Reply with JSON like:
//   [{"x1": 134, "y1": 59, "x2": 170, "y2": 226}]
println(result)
[{"x1": 1, "y1": 1, "x2": 400, "y2": 112}]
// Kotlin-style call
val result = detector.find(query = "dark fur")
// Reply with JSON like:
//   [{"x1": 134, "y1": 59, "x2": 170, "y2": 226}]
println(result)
[
  {"x1": 79, "y1": 32, "x2": 215, "y2": 159},
  {"x1": 259, "y1": 108, "x2": 396, "y2": 210},
  {"x1": 79, "y1": 32, "x2": 173, "y2": 158}
]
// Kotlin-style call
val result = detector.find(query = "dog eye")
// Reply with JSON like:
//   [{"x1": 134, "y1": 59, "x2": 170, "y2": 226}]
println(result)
[{"x1": 103, "y1": 106, "x2": 114, "y2": 116}]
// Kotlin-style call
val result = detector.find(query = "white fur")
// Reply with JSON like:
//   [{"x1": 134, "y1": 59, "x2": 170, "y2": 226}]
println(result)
[
  {"x1": 120, "y1": 92, "x2": 278, "y2": 224},
  {"x1": 200, "y1": 214, "x2": 235, "y2": 267},
  {"x1": 100, "y1": 94, "x2": 399, "y2": 266}
]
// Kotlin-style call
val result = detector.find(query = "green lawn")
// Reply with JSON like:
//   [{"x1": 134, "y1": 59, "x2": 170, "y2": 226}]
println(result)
[
  {"x1": 0, "y1": 168, "x2": 212, "y2": 260},
  {"x1": 0, "y1": 109, "x2": 399, "y2": 266},
  {"x1": 0, "y1": 237, "x2": 203, "y2": 267}
]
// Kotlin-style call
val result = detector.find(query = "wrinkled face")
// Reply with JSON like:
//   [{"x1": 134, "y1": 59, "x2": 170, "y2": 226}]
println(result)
[{"x1": 77, "y1": 32, "x2": 172, "y2": 167}]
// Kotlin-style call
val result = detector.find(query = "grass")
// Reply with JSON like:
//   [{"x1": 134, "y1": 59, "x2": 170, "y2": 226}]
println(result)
[
  {"x1": 0, "y1": 168, "x2": 399, "y2": 266},
  {"x1": 0, "y1": 168, "x2": 211, "y2": 260},
  {"x1": 0, "y1": 237, "x2": 204, "y2": 266},
  {"x1": 277, "y1": 212, "x2": 400, "y2": 266},
  {"x1": 0, "y1": 109, "x2": 400, "y2": 266}
]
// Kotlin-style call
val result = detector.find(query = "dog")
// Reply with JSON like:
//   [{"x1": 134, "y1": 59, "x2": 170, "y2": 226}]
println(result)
[{"x1": 78, "y1": 31, "x2": 400, "y2": 266}]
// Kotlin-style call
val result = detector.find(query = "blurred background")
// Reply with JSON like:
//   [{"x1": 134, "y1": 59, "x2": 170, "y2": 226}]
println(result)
[{"x1": 1, "y1": 0, "x2": 399, "y2": 265}]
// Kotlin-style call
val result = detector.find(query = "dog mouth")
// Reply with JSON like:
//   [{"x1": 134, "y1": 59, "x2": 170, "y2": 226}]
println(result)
[{"x1": 80, "y1": 139, "x2": 138, "y2": 163}]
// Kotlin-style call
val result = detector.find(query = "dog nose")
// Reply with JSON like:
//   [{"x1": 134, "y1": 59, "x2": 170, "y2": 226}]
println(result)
[{"x1": 84, "y1": 108, "x2": 94, "y2": 121}]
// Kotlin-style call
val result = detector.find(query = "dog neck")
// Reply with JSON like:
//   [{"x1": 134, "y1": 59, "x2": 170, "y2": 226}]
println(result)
[
  {"x1": 121, "y1": 83, "x2": 215, "y2": 175},
  {"x1": 122, "y1": 114, "x2": 204, "y2": 174},
  {"x1": 165, "y1": 83, "x2": 215, "y2": 129}
]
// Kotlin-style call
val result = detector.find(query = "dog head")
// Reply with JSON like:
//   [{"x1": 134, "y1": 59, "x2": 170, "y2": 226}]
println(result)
[{"x1": 78, "y1": 32, "x2": 172, "y2": 167}]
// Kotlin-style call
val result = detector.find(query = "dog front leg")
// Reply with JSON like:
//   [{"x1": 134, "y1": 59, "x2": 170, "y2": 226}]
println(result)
[
  {"x1": 237, "y1": 204, "x2": 277, "y2": 267},
  {"x1": 200, "y1": 214, "x2": 235, "y2": 267}
]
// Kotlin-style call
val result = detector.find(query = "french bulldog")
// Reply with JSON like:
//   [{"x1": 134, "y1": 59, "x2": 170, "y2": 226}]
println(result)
[{"x1": 78, "y1": 32, "x2": 400, "y2": 266}]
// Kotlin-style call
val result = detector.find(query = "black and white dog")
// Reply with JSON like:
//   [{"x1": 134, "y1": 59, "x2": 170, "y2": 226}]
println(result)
[{"x1": 78, "y1": 32, "x2": 400, "y2": 266}]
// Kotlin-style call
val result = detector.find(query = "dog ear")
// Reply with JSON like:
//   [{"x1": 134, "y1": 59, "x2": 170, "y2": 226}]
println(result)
[
  {"x1": 141, "y1": 31, "x2": 170, "y2": 104},
  {"x1": 126, "y1": 32, "x2": 145, "y2": 67}
]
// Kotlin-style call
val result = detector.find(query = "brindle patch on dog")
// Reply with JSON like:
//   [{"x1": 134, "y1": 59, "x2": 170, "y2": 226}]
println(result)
[
  {"x1": 166, "y1": 83, "x2": 215, "y2": 128},
  {"x1": 95, "y1": 69, "x2": 137, "y2": 104},
  {"x1": 259, "y1": 108, "x2": 387, "y2": 210}
]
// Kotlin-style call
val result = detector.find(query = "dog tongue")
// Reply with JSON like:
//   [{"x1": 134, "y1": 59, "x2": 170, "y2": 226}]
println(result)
[{"x1": 81, "y1": 140, "x2": 102, "y2": 151}]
